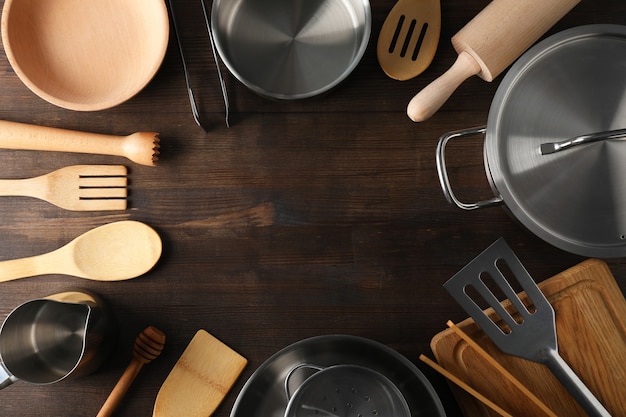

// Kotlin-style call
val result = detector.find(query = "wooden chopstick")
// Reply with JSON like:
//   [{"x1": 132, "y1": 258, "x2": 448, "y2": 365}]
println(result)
[
  {"x1": 446, "y1": 320, "x2": 558, "y2": 417},
  {"x1": 419, "y1": 354, "x2": 513, "y2": 417}
]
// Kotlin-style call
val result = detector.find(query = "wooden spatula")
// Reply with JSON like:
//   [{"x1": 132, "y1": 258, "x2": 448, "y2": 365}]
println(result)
[
  {"x1": 377, "y1": 0, "x2": 441, "y2": 81},
  {"x1": 153, "y1": 330, "x2": 247, "y2": 417}
]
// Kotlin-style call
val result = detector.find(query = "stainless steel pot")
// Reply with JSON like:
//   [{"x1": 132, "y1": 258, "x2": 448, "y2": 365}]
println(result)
[
  {"x1": 230, "y1": 335, "x2": 446, "y2": 417},
  {"x1": 437, "y1": 24, "x2": 626, "y2": 258},
  {"x1": 211, "y1": 0, "x2": 371, "y2": 100}
]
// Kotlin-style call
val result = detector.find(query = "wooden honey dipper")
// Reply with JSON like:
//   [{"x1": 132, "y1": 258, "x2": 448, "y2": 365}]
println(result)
[{"x1": 96, "y1": 326, "x2": 166, "y2": 417}]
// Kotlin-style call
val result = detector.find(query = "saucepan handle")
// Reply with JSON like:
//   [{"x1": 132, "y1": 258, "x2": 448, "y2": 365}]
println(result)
[
  {"x1": 436, "y1": 126, "x2": 504, "y2": 210},
  {"x1": 0, "y1": 361, "x2": 17, "y2": 390},
  {"x1": 284, "y1": 363, "x2": 325, "y2": 400}
]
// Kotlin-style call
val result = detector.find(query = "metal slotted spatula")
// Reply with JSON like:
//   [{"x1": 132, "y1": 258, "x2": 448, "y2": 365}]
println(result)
[{"x1": 444, "y1": 239, "x2": 611, "y2": 417}]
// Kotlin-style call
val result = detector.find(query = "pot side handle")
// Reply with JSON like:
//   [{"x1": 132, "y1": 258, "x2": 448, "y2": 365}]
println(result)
[
  {"x1": 284, "y1": 363, "x2": 325, "y2": 400},
  {"x1": 0, "y1": 362, "x2": 17, "y2": 390},
  {"x1": 436, "y1": 126, "x2": 504, "y2": 210}
]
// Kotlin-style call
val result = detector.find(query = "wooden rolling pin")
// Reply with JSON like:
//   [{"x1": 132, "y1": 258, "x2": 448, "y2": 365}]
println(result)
[{"x1": 407, "y1": 0, "x2": 580, "y2": 122}]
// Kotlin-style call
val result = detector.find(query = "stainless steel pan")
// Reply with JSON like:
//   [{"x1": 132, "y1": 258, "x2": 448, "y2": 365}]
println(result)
[
  {"x1": 211, "y1": 0, "x2": 371, "y2": 100},
  {"x1": 230, "y1": 335, "x2": 446, "y2": 417}
]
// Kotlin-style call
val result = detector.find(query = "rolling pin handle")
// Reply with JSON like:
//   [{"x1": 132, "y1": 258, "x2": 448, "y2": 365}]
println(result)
[{"x1": 407, "y1": 51, "x2": 481, "y2": 122}]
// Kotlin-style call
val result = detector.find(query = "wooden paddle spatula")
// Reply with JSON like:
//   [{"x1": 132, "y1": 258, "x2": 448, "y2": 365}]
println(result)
[
  {"x1": 377, "y1": 0, "x2": 441, "y2": 81},
  {"x1": 153, "y1": 330, "x2": 247, "y2": 417}
]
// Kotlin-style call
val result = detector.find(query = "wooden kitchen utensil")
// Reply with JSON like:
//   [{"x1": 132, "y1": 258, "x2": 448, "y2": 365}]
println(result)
[
  {"x1": 446, "y1": 321, "x2": 557, "y2": 417},
  {"x1": 97, "y1": 327, "x2": 166, "y2": 417},
  {"x1": 377, "y1": 0, "x2": 441, "y2": 80},
  {"x1": 406, "y1": 0, "x2": 580, "y2": 121},
  {"x1": 0, "y1": 165, "x2": 127, "y2": 211},
  {"x1": 153, "y1": 330, "x2": 247, "y2": 417},
  {"x1": 0, "y1": 120, "x2": 160, "y2": 166},
  {"x1": 1, "y1": 0, "x2": 169, "y2": 111},
  {"x1": 0, "y1": 220, "x2": 162, "y2": 282},
  {"x1": 419, "y1": 354, "x2": 513, "y2": 417},
  {"x1": 444, "y1": 239, "x2": 610, "y2": 416},
  {"x1": 432, "y1": 258, "x2": 626, "y2": 416}
]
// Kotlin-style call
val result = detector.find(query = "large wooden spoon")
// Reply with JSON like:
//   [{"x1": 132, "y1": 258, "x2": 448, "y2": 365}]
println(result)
[
  {"x1": 377, "y1": 0, "x2": 441, "y2": 81},
  {"x1": 0, "y1": 220, "x2": 162, "y2": 282}
]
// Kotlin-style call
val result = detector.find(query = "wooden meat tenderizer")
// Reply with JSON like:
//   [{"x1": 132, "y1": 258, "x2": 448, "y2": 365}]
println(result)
[
  {"x1": 0, "y1": 120, "x2": 160, "y2": 166},
  {"x1": 407, "y1": 0, "x2": 580, "y2": 122},
  {"x1": 96, "y1": 326, "x2": 166, "y2": 417}
]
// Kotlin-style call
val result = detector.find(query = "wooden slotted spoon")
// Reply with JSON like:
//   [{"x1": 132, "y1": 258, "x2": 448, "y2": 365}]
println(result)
[
  {"x1": 0, "y1": 220, "x2": 162, "y2": 282},
  {"x1": 377, "y1": 0, "x2": 441, "y2": 81},
  {"x1": 0, "y1": 165, "x2": 127, "y2": 211}
]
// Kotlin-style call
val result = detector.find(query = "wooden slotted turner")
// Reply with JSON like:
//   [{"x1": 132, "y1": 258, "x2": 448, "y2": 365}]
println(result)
[
  {"x1": 377, "y1": 0, "x2": 441, "y2": 81},
  {"x1": 0, "y1": 165, "x2": 127, "y2": 211},
  {"x1": 444, "y1": 239, "x2": 611, "y2": 417}
]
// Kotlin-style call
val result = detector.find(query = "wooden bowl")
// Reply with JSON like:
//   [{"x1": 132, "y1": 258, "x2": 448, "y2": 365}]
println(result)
[{"x1": 1, "y1": 0, "x2": 169, "y2": 111}]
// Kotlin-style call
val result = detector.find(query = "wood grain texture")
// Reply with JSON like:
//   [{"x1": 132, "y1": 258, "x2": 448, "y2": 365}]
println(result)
[
  {"x1": 153, "y1": 330, "x2": 246, "y2": 417},
  {"x1": 1, "y1": 0, "x2": 169, "y2": 110},
  {"x1": 408, "y1": 0, "x2": 581, "y2": 121},
  {"x1": 377, "y1": 0, "x2": 441, "y2": 80},
  {"x1": 0, "y1": 0, "x2": 623, "y2": 416},
  {"x1": 431, "y1": 259, "x2": 626, "y2": 416}
]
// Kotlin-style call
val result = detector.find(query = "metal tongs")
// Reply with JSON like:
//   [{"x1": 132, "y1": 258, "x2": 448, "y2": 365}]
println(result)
[
  {"x1": 540, "y1": 128, "x2": 626, "y2": 155},
  {"x1": 167, "y1": 0, "x2": 229, "y2": 130}
]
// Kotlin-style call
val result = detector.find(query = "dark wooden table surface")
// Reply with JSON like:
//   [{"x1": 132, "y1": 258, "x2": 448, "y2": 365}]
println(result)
[{"x1": 0, "y1": 0, "x2": 625, "y2": 416}]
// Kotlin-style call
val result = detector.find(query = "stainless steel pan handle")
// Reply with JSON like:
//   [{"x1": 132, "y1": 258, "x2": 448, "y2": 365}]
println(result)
[{"x1": 436, "y1": 126, "x2": 503, "y2": 210}]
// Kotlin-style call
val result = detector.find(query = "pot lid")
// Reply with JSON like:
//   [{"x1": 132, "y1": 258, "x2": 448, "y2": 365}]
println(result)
[{"x1": 486, "y1": 24, "x2": 626, "y2": 257}]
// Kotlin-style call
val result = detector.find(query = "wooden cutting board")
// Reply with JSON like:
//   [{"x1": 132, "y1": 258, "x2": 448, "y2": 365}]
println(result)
[{"x1": 431, "y1": 259, "x2": 626, "y2": 416}]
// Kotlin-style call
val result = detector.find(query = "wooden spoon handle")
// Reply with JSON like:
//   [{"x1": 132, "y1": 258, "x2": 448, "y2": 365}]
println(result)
[
  {"x1": 407, "y1": 51, "x2": 481, "y2": 122},
  {"x1": 0, "y1": 252, "x2": 62, "y2": 282}
]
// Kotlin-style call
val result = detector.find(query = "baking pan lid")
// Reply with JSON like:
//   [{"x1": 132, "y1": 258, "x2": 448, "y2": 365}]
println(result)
[{"x1": 486, "y1": 24, "x2": 626, "y2": 257}]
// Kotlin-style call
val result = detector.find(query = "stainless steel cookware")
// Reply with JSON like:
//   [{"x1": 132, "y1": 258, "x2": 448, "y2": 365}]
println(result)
[
  {"x1": 437, "y1": 24, "x2": 626, "y2": 257},
  {"x1": 0, "y1": 291, "x2": 114, "y2": 389},
  {"x1": 284, "y1": 363, "x2": 411, "y2": 417},
  {"x1": 211, "y1": 0, "x2": 371, "y2": 100},
  {"x1": 230, "y1": 335, "x2": 446, "y2": 417}
]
